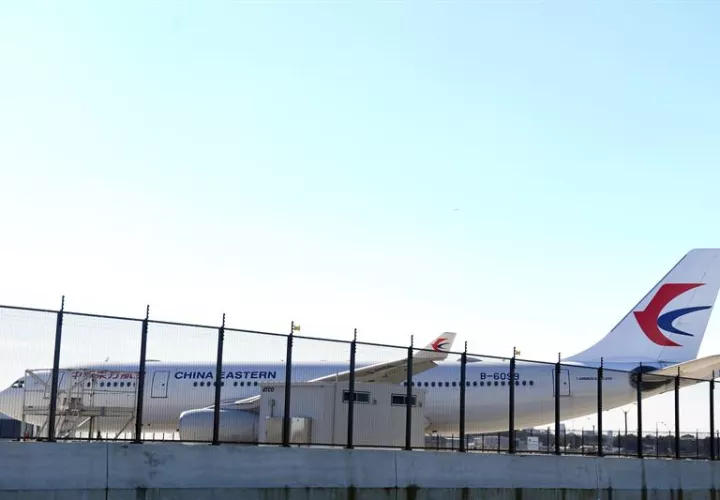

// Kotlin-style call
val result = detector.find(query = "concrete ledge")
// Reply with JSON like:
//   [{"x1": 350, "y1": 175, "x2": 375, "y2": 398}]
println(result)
[
  {"x1": 397, "y1": 452, "x2": 600, "y2": 489},
  {"x1": 109, "y1": 444, "x2": 398, "y2": 489},
  {"x1": 0, "y1": 442, "x2": 107, "y2": 491},
  {"x1": 1, "y1": 441, "x2": 720, "y2": 499}
]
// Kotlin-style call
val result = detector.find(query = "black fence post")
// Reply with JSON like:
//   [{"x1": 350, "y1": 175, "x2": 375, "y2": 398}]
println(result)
[
  {"x1": 282, "y1": 322, "x2": 295, "y2": 447},
  {"x1": 47, "y1": 295, "x2": 65, "y2": 442},
  {"x1": 711, "y1": 375, "x2": 715, "y2": 460},
  {"x1": 554, "y1": 353, "x2": 561, "y2": 455},
  {"x1": 637, "y1": 364, "x2": 643, "y2": 458},
  {"x1": 509, "y1": 348, "x2": 516, "y2": 454},
  {"x1": 597, "y1": 357, "x2": 603, "y2": 457},
  {"x1": 134, "y1": 305, "x2": 150, "y2": 444},
  {"x1": 405, "y1": 335, "x2": 414, "y2": 451},
  {"x1": 674, "y1": 371, "x2": 680, "y2": 460},
  {"x1": 212, "y1": 313, "x2": 226, "y2": 446},
  {"x1": 346, "y1": 328, "x2": 357, "y2": 450},
  {"x1": 459, "y1": 341, "x2": 467, "y2": 452}
]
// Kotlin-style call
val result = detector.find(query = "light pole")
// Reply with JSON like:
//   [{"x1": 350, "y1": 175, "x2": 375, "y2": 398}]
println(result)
[
  {"x1": 623, "y1": 409, "x2": 630, "y2": 454},
  {"x1": 622, "y1": 404, "x2": 636, "y2": 455},
  {"x1": 656, "y1": 421, "x2": 669, "y2": 457},
  {"x1": 655, "y1": 421, "x2": 665, "y2": 457}
]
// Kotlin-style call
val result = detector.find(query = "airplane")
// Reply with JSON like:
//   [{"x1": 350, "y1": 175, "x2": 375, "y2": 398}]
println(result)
[{"x1": 2, "y1": 248, "x2": 720, "y2": 442}]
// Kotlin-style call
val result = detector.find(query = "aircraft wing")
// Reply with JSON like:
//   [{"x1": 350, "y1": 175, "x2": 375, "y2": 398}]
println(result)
[
  {"x1": 214, "y1": 332, "x2": 457, "y2": 413},
  {"x1": 223, "y1": 394, "x2": 262, "y2": 412},
  {"x1": 646, "y1": 354, "x2": 720, "y2": 381},
  {"x1": 308, "y1": 332, "x2": 457, "y2": 384}
]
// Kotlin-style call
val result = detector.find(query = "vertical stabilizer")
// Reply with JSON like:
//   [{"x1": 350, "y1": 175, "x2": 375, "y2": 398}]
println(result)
[{"x1": 563, "y1": 249, "x2": 720, "y2": 364}]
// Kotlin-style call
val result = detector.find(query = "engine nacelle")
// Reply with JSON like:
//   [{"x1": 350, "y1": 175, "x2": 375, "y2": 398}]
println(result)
[{"x1": 178, "y1": 408, "x2": 259, "y2": 443}]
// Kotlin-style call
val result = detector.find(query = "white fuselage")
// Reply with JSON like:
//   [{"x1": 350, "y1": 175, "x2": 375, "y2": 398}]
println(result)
[{"x1": 0, "y1": 358, "x2": 672, "y2": 437}]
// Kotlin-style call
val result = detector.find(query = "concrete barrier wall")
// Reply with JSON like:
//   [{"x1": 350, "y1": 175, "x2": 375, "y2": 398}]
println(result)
[{"x1": 0, "y1": 442, "x2": 719, "y2": 499}]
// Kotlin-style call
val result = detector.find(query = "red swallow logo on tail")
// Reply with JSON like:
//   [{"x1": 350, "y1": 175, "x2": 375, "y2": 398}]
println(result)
[{"x1": 634, "y1": 283, "x2": 711, "y2": 347}]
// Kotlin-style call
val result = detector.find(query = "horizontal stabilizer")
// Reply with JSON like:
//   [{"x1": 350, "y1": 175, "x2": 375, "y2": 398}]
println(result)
[{"x1": 647, "y1": 354, "x2": 720, "y2": 381}]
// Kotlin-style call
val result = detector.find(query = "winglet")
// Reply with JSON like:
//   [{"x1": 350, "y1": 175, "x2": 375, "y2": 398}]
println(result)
[{"x1": 416, "y1": 332, "x2": 457, "y2": 360}]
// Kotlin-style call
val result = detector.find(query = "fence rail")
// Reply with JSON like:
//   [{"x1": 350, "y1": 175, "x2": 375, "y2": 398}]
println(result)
[{"x1": 0, "y1": 298, "x2": 718, "y2": 460}]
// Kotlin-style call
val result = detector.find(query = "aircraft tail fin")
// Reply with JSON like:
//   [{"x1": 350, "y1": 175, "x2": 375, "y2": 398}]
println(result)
[{"x1": 563, "y1": 249, "x2": 720, "y2": 365}]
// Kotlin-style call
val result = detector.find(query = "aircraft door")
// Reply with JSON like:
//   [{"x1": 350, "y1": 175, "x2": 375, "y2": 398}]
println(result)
[
  {"x1": 151, "y1": 371, "x2": 170, "y2": 398},
  {"x1": 552, "y1": 368, "x2": 570, "y2": 396}
]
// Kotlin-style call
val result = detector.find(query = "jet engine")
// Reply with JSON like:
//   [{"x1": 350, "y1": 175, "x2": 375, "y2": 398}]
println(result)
[{"x1": 178, "y1": 408, "x2": 259, "y2": 443}]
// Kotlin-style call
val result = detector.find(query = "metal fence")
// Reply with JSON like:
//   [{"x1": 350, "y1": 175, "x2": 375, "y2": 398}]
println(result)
[{"x1": 0, "y1": 297, "x2": 718, "y2": 459}]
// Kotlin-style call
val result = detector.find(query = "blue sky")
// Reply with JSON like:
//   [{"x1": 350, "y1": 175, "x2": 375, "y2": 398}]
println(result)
[{"x1": 1, "y1": 1, "x2": 720, "y2": 431}]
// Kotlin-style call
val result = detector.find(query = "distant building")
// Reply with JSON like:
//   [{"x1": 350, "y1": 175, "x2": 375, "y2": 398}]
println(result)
[
  {"x1": 0, "y1": 413, "x2": 33, "y2": 439},
  {"x1": 525, "y1": 436, "x2": 540, "y2": 451}
]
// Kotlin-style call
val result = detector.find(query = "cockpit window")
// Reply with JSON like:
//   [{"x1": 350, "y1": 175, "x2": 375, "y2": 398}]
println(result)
[{"x1": 11, "y1": 378, "x2": 24, "y2": 389}]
